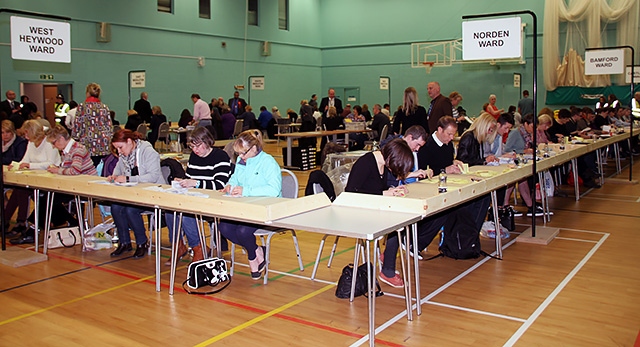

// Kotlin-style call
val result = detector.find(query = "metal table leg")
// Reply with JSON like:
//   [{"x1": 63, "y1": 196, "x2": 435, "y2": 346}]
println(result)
[{"x1": 490, "y1": 191, "x2": 503, "y2": 259}]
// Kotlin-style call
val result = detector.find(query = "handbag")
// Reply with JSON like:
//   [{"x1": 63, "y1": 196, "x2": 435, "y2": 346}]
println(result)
[
  {"x1": 182, "y1": 258, "x2": 231, "y2": 295},
  {"x1": 48, "y1": 226, "x2": 82, "y2": 249},
  {"x1": 335, "y1": 263, "x2": 383, "y2": 299}
]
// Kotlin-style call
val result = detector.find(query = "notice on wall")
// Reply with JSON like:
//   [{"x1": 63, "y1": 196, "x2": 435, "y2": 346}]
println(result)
[
  {"x1": 625, "y1": 66, "x2": 640, "y2": 83},
  {"x1": 379, "y1": 77, "x2": 389, "y2": 90},
  {"x1": 130, "y1": 71, "x2": 146, "y2": 88},
  {"x1": 462, "y1": 17, "x2": 521, "y2": 61},
  {"x1": 585, "y1": 49, "x2": 625, "y2": 75},
  {"x1": 11, "y1": 16, "x2": 71, "y2": 63},
  {"x1": 251, "y1": 77, "x2": 265, "y2": 90}
]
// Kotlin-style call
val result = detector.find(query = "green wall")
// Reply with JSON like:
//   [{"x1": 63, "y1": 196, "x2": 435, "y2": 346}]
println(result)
[{"x1": 1, "y1": 0, "x2": 598, "y2": 125}]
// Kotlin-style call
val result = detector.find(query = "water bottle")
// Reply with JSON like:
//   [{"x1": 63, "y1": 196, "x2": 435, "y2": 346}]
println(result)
[{"x1": 438, "y1": 169, "x2": 447, "y2": 193}]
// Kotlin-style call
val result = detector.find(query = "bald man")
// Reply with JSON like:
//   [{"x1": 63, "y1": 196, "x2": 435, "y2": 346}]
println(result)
[
  {"x1": 426, "y1": 81, "x2": 452, "y2": 133},
  {"x1": 133, "y1": 91, "x2": 153, "y2": 123}
]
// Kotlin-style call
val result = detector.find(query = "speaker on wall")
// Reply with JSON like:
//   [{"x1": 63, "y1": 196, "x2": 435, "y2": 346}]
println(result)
[
  {"x1": 261, "y1": 41, "x2": 271, "y2": 56},
  {"x1": 96, "y1": 22, "x2": 111, "y2": 43}
]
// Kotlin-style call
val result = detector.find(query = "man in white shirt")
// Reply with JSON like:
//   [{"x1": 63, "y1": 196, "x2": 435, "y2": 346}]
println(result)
[{"x1": 191, "y1": 93, "x2": 212, "y2": 127}]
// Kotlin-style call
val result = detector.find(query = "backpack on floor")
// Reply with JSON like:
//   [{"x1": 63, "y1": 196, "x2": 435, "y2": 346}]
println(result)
[{"x1": 439, "y1": 213, "x2": 483, "y2": 259}]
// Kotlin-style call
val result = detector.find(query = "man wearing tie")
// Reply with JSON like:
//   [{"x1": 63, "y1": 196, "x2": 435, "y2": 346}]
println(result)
[
  {"x1": 228, "y1": 91, "x2": 247, "y2": 117},
  {"x1": 426, "y1": 81, "x2": 452, "y2": 134},
  {"x1": 0, "y1": 90, "x2": 21, "y2": 119},
  {"x1": 319, "y1": 88, "x2": 343, "y2": 118}
]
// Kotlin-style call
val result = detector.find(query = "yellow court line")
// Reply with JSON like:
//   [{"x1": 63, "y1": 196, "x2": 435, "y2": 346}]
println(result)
[
  {"x1": 194, "y1": 284, "x2": 335, "y2": 346},
  {"x1": 0, "y1": 268, "x2": 178, "y2": 327}
]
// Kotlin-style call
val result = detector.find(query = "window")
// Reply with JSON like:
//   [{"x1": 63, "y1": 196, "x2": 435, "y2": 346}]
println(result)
[
  {"x1": 278, "y1": 0, "x2": 288, "y2": 30},
  {"x1": 158, "y1": 0, "x2": 173, "y2": 13},
  {"x1": 199, "y1": 0, "x2": 211, "y2": 19},
  {"x1": 248, "y1": 0, "x2": 258, "y2": 26}
]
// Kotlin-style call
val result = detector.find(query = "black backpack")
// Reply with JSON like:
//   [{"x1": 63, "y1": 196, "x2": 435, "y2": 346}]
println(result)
[
  {"x1": 160, "y1": 158, "x2": 186, "y2": 183},
  {"x1": 439, "y1": 216, "x2": 483, "y2": 259}
]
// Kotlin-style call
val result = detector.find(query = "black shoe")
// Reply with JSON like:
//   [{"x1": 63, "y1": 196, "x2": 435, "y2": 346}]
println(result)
[
  {"x1": 110, "y1": 243, "x2": 132, "y2": 257},
  {"x1": 584, "y1": 179, "x2": 601, "y2": 189},
  {"x1": 10, "y1": 235, "x2": 35, "y2": 244},
  {"x1": 132, "y1": 242, "x2": 149, "y2": 258},
  {"x1": 9, "y1": 224, "x2": 27, "y2": 235}
]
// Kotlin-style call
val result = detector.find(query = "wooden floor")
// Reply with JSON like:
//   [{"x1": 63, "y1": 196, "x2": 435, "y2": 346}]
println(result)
[{"x1": 2, "y1": 140, "x2": 640, "y2": 346}]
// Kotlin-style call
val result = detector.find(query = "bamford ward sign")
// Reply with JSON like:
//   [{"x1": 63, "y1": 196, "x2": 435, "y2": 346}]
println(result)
[
  {"x1": 10, "y1": 16, "x2": 71, "y2": 63},
  {"x1": 462, "y1": 17, "x2": 521, "y2": 61},
  {"x1": 585, "y1": 49, "x2": 625, "y2": 75}
]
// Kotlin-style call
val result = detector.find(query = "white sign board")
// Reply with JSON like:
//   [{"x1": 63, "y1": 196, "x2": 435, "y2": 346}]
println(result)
[
  {"x1": 585, "y1": 49, "x2": 625, "y2": 75},
  {"x1": 625, "y1": 66, "x2": 640, "y2": 84},
  {"x1": 251, "y1": 77, "x2": 265, "y2": 90},
  {"x1": 130, "y1": 72, "x2": 146, "y2": 88},
  {"x1": 462, "y1": 17, "x2": 521, "y2": 61},
  {"x1": 379, "y1": 77, "x2": 389, "y2": 90},
  {"x1": 513, "y1": 73, "x2": 521, "y2": 88},
  {"x1": 11, "y1": 16, "x2": 71, "y2": 63}
]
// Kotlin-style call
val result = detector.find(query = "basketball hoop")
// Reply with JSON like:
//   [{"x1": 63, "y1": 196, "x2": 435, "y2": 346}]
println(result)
[{"x1": 423, "y1": 62, "x2": 434, "y2": 74}]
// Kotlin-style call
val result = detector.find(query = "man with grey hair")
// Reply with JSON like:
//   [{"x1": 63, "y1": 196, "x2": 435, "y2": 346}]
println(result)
[{"x1": 426, "y1": 81, "x2": 452, "y2": 133}]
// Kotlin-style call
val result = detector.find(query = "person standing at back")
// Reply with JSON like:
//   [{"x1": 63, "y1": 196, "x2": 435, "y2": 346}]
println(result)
[
  {"x1": 517, "y1": 90, "x2": 534, "y2": 118},
  {"x1": 133, "y1": 92, "x2": 153, "y2": 123},
  {"x1": 228, "y1": 91, "x2": 247, "y2": 117},
  {"x1": 392, "y1": 86, "x2": 429, "y2": 136},
  {"x1": 191, "y1": 93, "x2": 212, "y2": 128},
  {"x1": 425, "y1": 81, "x2": 452, "y2": 133},
  {"x1": 319, "y1": 88, "x2": 343, "y2": 120},
  {"x1": 72, "y1": 82, "x2": 113, "y2": 166}
]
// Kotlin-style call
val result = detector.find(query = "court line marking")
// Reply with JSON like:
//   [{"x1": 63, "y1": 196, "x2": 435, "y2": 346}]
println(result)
[
  {"x1": 351, "y1": 227, "x2": 609, "y2": 346},
  {"x1": 193, "y1": 284, "x2": 335, "y2": 347},
  {"x1": 555, "y1": 236, "x2": 598, "y2": 243},
  {"x1": 503, "y1": 232, "x2": 609, "y2": 346}
]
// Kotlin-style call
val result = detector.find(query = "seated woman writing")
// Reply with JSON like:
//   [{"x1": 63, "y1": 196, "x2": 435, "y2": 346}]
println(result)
[
  {"x1": 108, "y1": 129, "x2": 165, "y2": 258},
  {"x1": 345, "y1": 138, "x2": 415, "y2": 288},
  {"x1": 219, "y1": 130, "x2": 281, "y2": 280},
  {"x1": 164, "y1": 127, "x2": 233, "y2": 265}
]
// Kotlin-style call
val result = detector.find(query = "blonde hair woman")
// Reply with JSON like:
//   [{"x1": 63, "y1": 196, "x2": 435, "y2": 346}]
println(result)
[
  {"x1": 391, "y1": 86, "x2": 428, "y2": 136},
  {"x1": 219, "y1": 129, "x2": 282, "y2": 280},
  {"x1": 456, "y1": 113, "x2": 498, "y2": 166},
  {"x1": 72, "y1": 82, "x2": 113, "y2": 166}
]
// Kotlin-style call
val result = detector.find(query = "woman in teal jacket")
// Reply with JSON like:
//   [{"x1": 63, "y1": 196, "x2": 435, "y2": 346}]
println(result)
[{"x1": 220, "y1": 130, "x2": 281, "y2": 280}]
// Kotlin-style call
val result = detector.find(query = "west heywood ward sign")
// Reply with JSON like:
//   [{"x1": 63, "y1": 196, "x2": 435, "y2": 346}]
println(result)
[
  {"x1": 585, "y1": 49, "x2": 625, "y2": 75},
  {"x1": 462, "y1": 17, "x2": 521, "y2": 61},
  {"x1": 11, "y1": 16, "x2": 71, "y2": 63}
]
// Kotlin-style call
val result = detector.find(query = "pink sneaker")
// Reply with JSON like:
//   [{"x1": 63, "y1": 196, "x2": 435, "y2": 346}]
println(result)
[{"x1": 379, "y1": 272, "x2": 404, "y2": 288}]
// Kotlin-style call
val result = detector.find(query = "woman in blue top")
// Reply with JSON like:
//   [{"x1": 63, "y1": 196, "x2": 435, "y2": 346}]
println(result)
[{"x1": 219, "y1": 129, "x2": 282, "y2": 280}]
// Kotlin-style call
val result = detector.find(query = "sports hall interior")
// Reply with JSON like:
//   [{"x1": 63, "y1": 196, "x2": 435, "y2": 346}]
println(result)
[{"x1": 1, "y1": 1, "x2": 639, "y2": 346}]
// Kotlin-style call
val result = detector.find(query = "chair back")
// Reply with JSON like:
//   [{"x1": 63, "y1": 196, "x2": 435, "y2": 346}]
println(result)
[
  {"x1": 281, "y1": 168, "x2": 299, "y2": 199},
  {"x1": 158, "y1": 122, "x2": 170, "y2": 141},
  {"x1": 233, "y1": 120, "x2": 244, "y2": 137},
  {"x1": 136, "y1": 123, "x2": 149, "y2": 138},
  {"x1": 304, "y1": 169, "x2": 336, "y2": 201},
  {"x1": 315, "y1": 115, "x2": 323, "y2": 131},
  {"x1": 379, "y1": 124, "x2": 389, "y2": 142}
]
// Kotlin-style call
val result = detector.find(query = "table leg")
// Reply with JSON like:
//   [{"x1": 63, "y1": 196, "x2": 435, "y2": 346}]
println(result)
[
  {"x1": 286, "y1": 138, "x2": 293, "y2": 167},
  {"x1": 74, "y1": 195, "x2": 86, "y2": 248},
  {"x1": 366, "y1": 239, "x2": 375, "y2": 347},
  {"x1": 614, "y1": 142, "x2": 621, "y2": 174},
  {"x1": 537, "y1": 172, "x2": 548, "y2": 224},
  {"x1": 411, "y1": 222, "x2": 421, "y2": 315},
  {"x1": 155, "y1": 207, "x2": 162, "y2": 292},
  {"x1": 169, "y1": 211, "x2": 181, "y2": 295},
  {"x1": 490, "y1": 191, "x2": 503, "y2": 259},
  {"x1": 350, "y1": 240, "x2": 360, "y2": 302},
  {"x1": 33, "y1": 189, "x2": 39, "y2": 253},
  {"x1": 43, "y1": 192, "x2": 54, "y2": 254},
  {"x1": 399, "y1": 228, "x2": 412, "y2": 321},
  {"x1": 571, "y1": 158, "x2": 580, "y2": 201}
]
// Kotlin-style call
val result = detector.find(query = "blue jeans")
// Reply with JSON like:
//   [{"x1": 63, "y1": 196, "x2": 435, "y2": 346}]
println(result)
[
  {"x1": 218, "y1": 220, "x2": 259, "y2": 260},
  {"x1": 164, "y1": 212, "x2": 201, "y2": 247},
  {"x1": 198, "y1": 119, "x2": 212, "y2": 127},
  {"x1": 111, "y1": 203, "x2": 148, "y2": 245}
]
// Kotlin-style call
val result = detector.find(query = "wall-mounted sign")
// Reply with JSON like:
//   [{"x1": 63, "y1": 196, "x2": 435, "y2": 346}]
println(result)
[
  {"x1": 379, "y1": 77, "x2": 389, "y2": 90},
  {"x1": 39, "y1": 74, "x2": 54, "y2": 80},
  {"x1": 462, "y1": 17, "x2": 521, "y2": 61},
  {"x1": 251, "y1": 77, "x2": 265, "y2": 90},
  {"x1": 130, "y1": 71, "x2": 146, "y2": 88},
  {"x1": 11, "y1": 16, "x2": 71, "y2": 63},
  {"x1": 585, "y1": 49, "x2": 625, "y2": 75},
  {"x1": 625, "y1": 66, "x2": 640, "y2": 83}
]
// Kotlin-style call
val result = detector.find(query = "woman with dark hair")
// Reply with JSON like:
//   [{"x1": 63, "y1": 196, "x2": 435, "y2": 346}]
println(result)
[
  {"x1": 178, "y1": 108, "x2": 193, "y2": 146},
  {"x1": 164, "y1": 127, "x2": 232, "y2": 265},
  {"x1": 345, "y1": 138, "x2": 414, "y2": 288},
  {"x1": 219, "y1": 130, "x2": 281, "y2": 280},
  {"x1": 108, "y1": 129, "x2": 164, "y2": 258}
]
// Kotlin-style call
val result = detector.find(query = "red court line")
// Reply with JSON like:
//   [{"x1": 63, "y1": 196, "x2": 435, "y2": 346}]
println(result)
[{"x1": 46, "y1": 252, "x2": 404, "y2": 346}]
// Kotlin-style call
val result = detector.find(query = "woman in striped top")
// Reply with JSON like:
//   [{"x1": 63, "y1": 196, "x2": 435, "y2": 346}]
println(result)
[
  {"x1": 165, "y1": 127, "x2": 232, "y2": 265},
  {"x1": 46, "y1": 125, "x2": 97, "y2": 176}
]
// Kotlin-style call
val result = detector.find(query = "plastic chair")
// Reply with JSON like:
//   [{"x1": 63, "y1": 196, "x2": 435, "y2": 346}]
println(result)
[
  {"x1": 157, "y1": 122, "x2": 170, "y2": 152},
  {"x1": 379, "y1": 124, "x2": 389, "y2": 142},
  {"x1": 136, "y1": 123, "x2": 149, "y2": 139},
  {"x1": 230, "y1": 169, "x2": 304, "y2": 284},
  {"x1": 232, "y1": 120, "x2": 244, "y2": 138}
]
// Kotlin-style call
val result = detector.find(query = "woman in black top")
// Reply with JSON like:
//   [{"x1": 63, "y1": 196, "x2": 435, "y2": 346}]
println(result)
[
  {"x1": 456, "y1": 113, "x2": 497, "y2": 166},
  {"x1": 345, "y1": 138, "x2": 416, "y2": 289},
  {"x1": 392, "y1": 87, "x2": 428, "y2": 136}
]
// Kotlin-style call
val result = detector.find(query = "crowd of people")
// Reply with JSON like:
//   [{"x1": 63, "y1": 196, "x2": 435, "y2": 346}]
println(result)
[{"x1": 3, "y1": 81, "x2": 639, "y2": 287}]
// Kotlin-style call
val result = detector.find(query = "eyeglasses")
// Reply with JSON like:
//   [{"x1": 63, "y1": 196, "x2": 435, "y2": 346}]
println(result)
[{"x1": 236, "y1": 145, "x2": 254, "y2": 157}]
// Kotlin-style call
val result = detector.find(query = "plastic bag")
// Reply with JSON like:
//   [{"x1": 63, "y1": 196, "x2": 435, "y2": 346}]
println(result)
[
  {"x1": 83, "y1": 221, "x2": 115, "y2": 251},
  {"x1": 480, "y1": 221, "x2": 510, "y2": 239}
]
